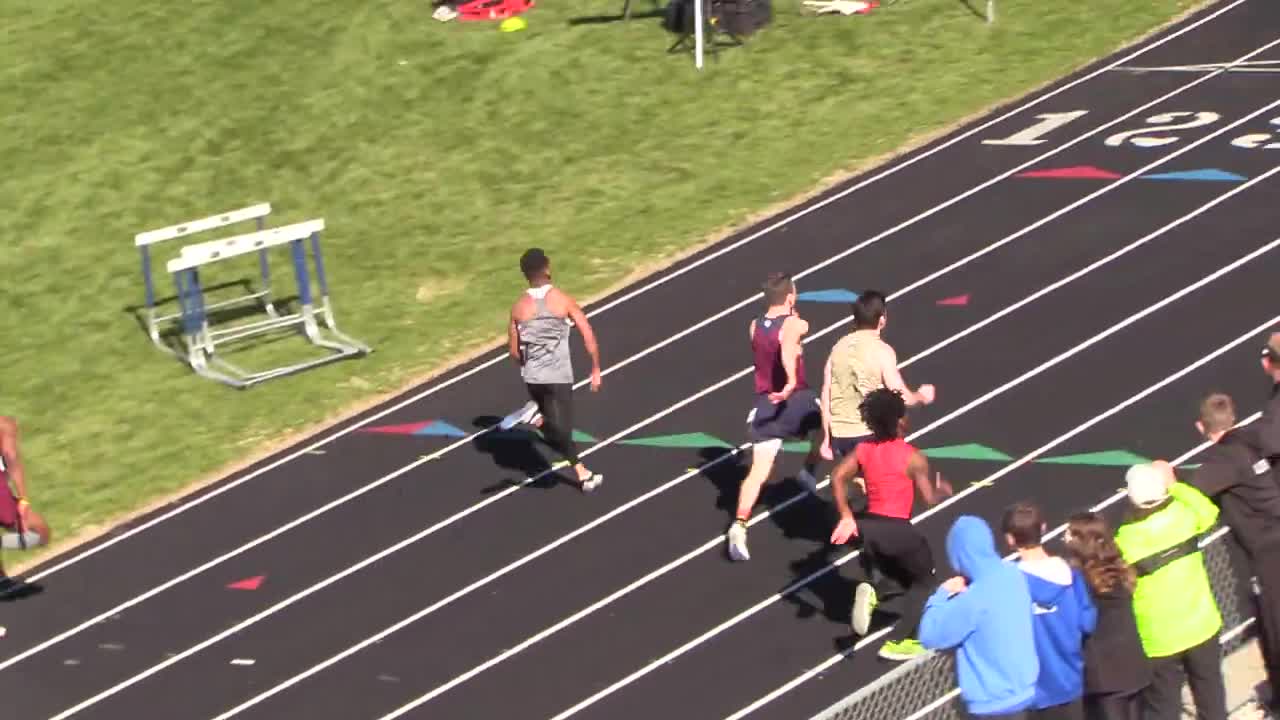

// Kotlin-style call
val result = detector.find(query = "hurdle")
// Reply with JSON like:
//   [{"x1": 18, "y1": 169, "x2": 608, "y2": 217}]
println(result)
[
  {"x1": 162, "y1": 218, "x2": 370, "y2": 388},
  {"x1": 134, "y1": 203, "x2": 278, "y2": 355}
]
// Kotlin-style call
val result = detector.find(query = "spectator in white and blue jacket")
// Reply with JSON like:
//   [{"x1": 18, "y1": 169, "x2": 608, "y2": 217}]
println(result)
[{"x1": 1003, "y1": 501, "x2": 1098, "y2": 720}]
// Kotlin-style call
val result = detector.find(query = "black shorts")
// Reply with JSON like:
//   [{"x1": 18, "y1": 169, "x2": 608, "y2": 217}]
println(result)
[
  {"x1": 830, "y1": 434, "x2": 869, "y2": 458},
  {"x1": 747, "y1": 388, "x2": 821, "y2": 444}
]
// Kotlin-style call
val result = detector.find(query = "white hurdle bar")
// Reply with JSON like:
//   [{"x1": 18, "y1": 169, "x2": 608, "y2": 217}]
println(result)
[
  {"x1": 165, "y1": 218, "x2": 370, "y2": 389},
  {"x1": 134, "y1": 203, "x2": 276, "y2": 355}
]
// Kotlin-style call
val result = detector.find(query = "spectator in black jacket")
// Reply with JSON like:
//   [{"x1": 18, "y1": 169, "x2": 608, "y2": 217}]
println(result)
[
  {"x1": 1064, "y1": 512, "x2": 1151, "y2": 720},
  {"x1": 1185, "y1": 393, "x2": 1280, "y2": 709},
  {"x1": 1260, "y1": 333, "x2": 1280, "y2": 463}
]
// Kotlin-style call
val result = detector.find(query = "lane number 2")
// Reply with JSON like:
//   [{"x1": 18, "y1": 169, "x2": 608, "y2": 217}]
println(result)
[
  {"x1": 1104, "y1": 112, "x2": 1221, "y2": 148},
  {"x1": 982, "y1": 111, "x2": 1090, "y2": 146},
  {"x1": 1232, "y1": 118, "x2": 1280, "y2": 149}
]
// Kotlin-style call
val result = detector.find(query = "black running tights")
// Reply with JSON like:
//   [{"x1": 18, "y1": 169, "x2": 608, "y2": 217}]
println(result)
[{"x1": 527, "y1": 383, "x2": 579, "y2": 465}]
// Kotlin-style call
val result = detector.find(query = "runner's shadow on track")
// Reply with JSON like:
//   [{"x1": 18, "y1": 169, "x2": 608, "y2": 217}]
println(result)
[
  {"x1": 781, "y1": 544, "x2": 859, "y2": 624},
  {"x1": 469, "y1": 416, "x2": 574, "y2": 493},
  {"x1": 0, "y1": 578, "x2": 45, "y2": 602},
  {"x1": 696, "y1": 447, "x2": 838, "y2": 544}
]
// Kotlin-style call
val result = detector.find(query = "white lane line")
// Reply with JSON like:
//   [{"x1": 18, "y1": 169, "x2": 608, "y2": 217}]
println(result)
[
  {"x1": 13, "y1": 83, "x2": 1278, "y2": 688},
  {"x1": 727, "y1": 414, "x2": 1261, "y2": 720},
  {"x1": 545, "y1": 313, "x2": 1280, "y2": 720},
  {"x1": 24, "y1": 0, "x2": 1257, "y2": 585},
  {"x1": 202, "y1": 157, "x2": 1280, "y2": 719}
]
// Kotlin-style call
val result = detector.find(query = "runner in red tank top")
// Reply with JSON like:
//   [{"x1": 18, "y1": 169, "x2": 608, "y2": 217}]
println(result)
[
  {"x1": 727, "y1": 273, "x2": 823, "y2": 562},
  {"x1": 828, "y1": 389, "x2": 953, "y2": 661},
  {"x1": 0, "y1": 416, "x2": 52, "y2": 600}
]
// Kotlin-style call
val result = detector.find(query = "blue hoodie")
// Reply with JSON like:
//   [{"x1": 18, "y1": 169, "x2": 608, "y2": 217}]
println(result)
[
  {"x1": 1017, "y1": 556, "x2": 1098, "y2": 709},
  {"x1": 919, "y1": 516, "x2": 1038, "y2": 717}
]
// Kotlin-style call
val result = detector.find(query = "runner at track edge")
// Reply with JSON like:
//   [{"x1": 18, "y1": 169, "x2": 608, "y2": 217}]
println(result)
[
  {"x1": 728, "y1": 273, "x2": 823, "y2": 562},
  {"x1": 0, "y1": 416, "x2": 52, "y2": 599},
  {"x1": 819, "y1": 290, "x2": 935, "y2": 466},
  {"x1": 829, "y1": 388, "x2": 952, "y2": 660},
  {"x1": 501, "y1": 249, "x2": 604, "y2": 492}
]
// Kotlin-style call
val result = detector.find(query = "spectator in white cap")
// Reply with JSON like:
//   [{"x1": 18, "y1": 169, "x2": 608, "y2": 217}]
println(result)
[{"x1": 1113, "y1": 461, "x2": 1225, "y2": 720}]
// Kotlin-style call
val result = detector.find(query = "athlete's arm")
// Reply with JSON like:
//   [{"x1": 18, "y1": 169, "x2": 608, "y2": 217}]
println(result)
[
  {"x1": 907, "y1": 449, "x2": 952, "y2": 506},
  {"x1": 507, "y1": 310, "x2": 522, "y2": 366},
  {"x1": 563, "y1": 292, "x2": 603, "y2": 392},
  {"x1": 880, "y1": 344, "x2": 934, "y2": 406},
  {"x1": 820, "y1": 354, "x2": 834, "y2": 459},
  {"x1": 0, "y1": 417, "x2": 29, "y2": 504},
  {"x1": 829, "y1": 451, "x2": 861, "y2": 544},
  {"x1": 770, "y1": 317, "x2": 807, "y2": 403}
]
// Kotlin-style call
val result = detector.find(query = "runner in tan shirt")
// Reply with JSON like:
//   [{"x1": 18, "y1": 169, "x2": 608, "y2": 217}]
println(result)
[{"x1": 819, "y1": 291, "x2": 935, "y2": 467}]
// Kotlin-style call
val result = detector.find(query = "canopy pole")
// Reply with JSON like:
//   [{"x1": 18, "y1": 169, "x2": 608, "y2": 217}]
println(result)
[{"x1": 694, "y1": 0, "x2": 704, "y2": 69}]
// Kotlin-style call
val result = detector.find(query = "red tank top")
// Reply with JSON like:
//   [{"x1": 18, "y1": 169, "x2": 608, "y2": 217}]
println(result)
[
  {"x1": 752, "y1": 314, "x2": 808, "y2": 395},
  {"x1": 855, "y1": 438, "x2": 916, "y2": 519}
]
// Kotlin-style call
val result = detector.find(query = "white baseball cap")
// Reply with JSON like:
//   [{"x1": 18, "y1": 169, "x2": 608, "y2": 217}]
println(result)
[{"x1": 1126, "y1": 463, "x2": 1170, "y2": 509}]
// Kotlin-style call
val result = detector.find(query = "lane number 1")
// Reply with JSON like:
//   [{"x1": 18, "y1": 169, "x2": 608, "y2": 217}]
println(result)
[{"x1": 982, "y1": 111, "x2": 1090, "y2": 146}]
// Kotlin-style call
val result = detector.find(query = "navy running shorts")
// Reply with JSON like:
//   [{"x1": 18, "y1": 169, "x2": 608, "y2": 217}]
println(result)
[{"x1": 747, "y1": 388, "x2": 821, "y2": 444}]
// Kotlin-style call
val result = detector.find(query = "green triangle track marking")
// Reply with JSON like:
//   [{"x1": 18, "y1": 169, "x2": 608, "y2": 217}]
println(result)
[
  {"x1": 572, "y1": 429, "x2": 597, "y2": 443},
  {"x1": 1036, "y1": 450, "x2": 1152, "y2": 467},
  {"x1": 921, "y1": 443, "x2": 1012, "y2": 462},
  {"x1": 619, "y1": 432, "x2": 733, "y2": 449}
]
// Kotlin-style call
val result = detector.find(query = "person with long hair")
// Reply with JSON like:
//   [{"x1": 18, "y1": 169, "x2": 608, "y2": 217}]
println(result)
[{"x1": 1063, "y1": 512, "x2": 1151, "y2": 720}]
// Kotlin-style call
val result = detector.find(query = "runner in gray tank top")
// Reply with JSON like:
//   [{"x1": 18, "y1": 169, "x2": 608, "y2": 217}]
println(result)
[
  {"x1": 518, "y1": 291, "x2": 574, "y2": 385},
  {"x1": 500, "y1": 248, "x2": 604, "y2": 492}
]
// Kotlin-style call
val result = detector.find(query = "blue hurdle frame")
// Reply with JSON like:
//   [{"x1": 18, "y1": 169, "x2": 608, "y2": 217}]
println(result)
[
  {"x1": 162, "y1": 218, "x2": 370, "y2": 388},
  {"x1": 134, "y1": 203, "x2": 278, "y2": 356}
]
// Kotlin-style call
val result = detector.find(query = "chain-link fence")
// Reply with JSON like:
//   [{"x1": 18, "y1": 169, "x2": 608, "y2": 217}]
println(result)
[{"x1": 811, "y1": 525, "x2": 1258, "y2": 720}]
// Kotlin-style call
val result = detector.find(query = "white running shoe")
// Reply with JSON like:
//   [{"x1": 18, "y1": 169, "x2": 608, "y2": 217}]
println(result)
[
  {"x1": 499, "y1": 401, "x2": 539, "y2": 431},
  {"x1": 797, "y1": 467, "x2": 819, "y2": 494},
  {"x1": 727, "y1": 522, "x2": 750, "y2": 561},
  {"x1": 580, "y1": 474, "x2": 603, "y2": 493},
  {"x1": 851, "y1": 582, "x2": 878, "y2": 636}
]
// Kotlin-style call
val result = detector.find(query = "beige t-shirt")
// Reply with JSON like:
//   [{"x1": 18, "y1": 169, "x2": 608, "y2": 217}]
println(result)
[{"x1": 827, "y1": 330, "x2": 887, "y2": 438}]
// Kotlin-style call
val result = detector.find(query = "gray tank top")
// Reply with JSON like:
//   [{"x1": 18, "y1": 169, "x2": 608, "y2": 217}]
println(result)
[{"x1": 518, "y1": 286, "x2": 574, "y2": 385}]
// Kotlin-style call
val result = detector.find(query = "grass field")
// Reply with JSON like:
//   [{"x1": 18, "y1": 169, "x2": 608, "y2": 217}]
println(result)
[{"x1": 0, "y1": 0, "x2": 1201, "y2": 568}]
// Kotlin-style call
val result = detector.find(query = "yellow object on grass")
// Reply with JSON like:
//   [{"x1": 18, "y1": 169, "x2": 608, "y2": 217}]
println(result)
[{"x1": 500, "y1": 16, "x2": 527, "y2": 31}]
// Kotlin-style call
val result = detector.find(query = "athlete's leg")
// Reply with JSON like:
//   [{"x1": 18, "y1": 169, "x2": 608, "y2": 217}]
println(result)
[
  {"x1": 788, "y1": 390, "x2": 823, "y2": 493},
  {"x1": 727, "y1": 438, "x2": 780, "y2": 562},
  {"x1": 736, "y1": 439, "x2": 781, "y2": 521},
  {"x1": 531, "y1": 383, "x2": 601, "y2": 491}
]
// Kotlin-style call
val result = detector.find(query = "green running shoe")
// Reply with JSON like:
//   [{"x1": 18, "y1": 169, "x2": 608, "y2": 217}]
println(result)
[{"x1": 878, "y1": 638, "x2": 927, "y2": 661}]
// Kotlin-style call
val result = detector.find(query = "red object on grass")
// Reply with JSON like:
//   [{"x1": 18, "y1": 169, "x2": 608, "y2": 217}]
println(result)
[{"x1": 457, "y1": 0, "x2": 534, "y2": 21}]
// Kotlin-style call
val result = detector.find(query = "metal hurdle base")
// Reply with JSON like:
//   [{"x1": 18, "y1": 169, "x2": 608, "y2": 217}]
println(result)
[
  {"x1": 138, "y1": 208, "x2": 372, "y2": 389},
  {"x1": 179, "y1": 295, "x2": 371, "y2": 390}
]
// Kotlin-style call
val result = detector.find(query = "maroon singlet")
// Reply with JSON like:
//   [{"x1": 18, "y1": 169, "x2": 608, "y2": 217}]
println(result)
[{"x1": 752, "y1": 314, "x2": 808, "y2": 395}]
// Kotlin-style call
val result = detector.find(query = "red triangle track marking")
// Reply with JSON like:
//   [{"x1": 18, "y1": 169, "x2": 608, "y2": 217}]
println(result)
[
  {"x1": 227, "y1": 575, "x2": 266, "y2": 591},
  {"x1": 1017, "y1": 165, "x2": 1122, "y2": 180},
  {"x1": 936, "y1": 294, "x2": 969, "y2": 307},
  {"x1": 360, "y1": 421, "x2": 434, "y2": 435}
]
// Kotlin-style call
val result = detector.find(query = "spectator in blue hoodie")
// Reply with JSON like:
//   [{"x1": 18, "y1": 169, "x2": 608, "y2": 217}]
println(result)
[
  {"x1": 1003, "y1": 502, "x2": 1098, "y2": 720},
  {"x1": 921, "y1": 515, "x2": 1039, "y2": 719}
]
